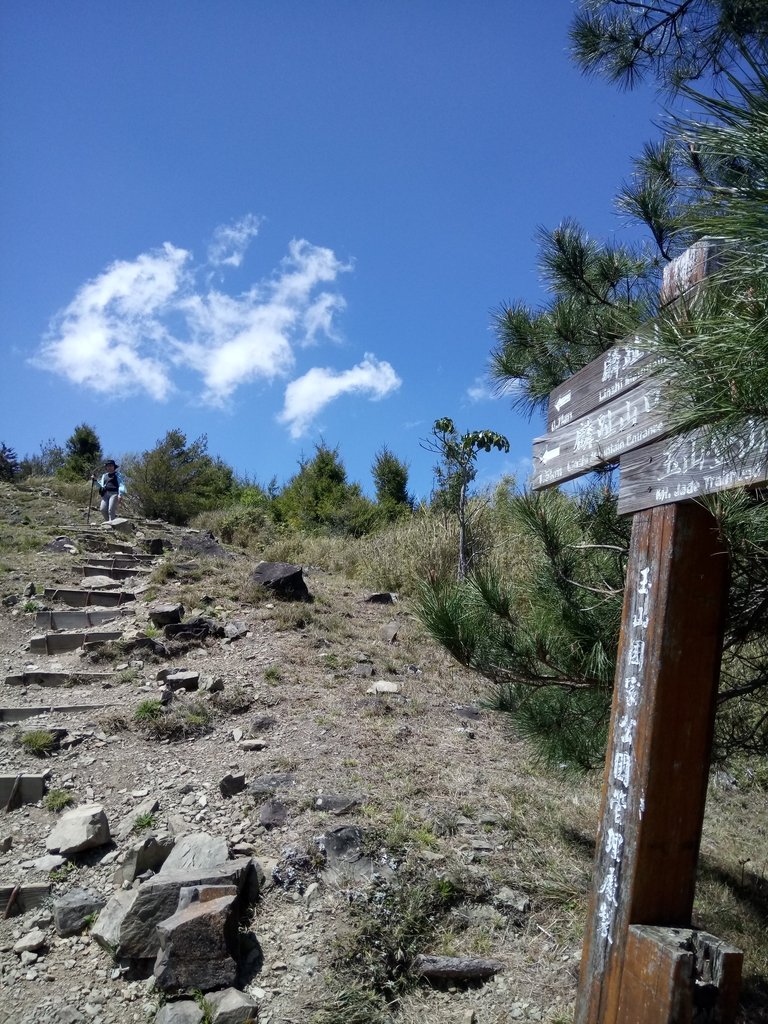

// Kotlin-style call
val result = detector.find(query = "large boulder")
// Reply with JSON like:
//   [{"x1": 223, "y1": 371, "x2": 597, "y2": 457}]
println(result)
[
  {"x1": 118, "y1": 857, "x2": 257, "y2": 960},
  {"x1": 153, "y1": 892, "x2": 238, "y2": 992},
  {"x1": 250, "y1": 562, "x2": 311, "y2": 601},
  {"x1": 53, "y1": 888, "x2": 106, "y2": 937},
  {"x1": 45, "y1": 804, "x2": 110, "y2": 856},
  {"x1": 160, "y1": 833, "x2": 228, "y2": 873},
  {"x1": 115, "y1": 834, "x2": 175, "y2": 885},
  {"x1": 91, "y1": 889, "x2": 137, "y2": 953},
  {"x1": 155, "y1": 1003, "x2": 203, "y2": 1024}
]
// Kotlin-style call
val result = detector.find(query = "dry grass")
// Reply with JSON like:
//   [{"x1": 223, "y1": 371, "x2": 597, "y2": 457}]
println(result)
[{"x1": 2, "y1": 479, "x2": 767, "y2": 1023}]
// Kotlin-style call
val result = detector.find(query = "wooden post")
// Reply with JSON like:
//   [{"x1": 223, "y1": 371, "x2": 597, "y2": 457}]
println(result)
[
  {"x1": 617, "y1": 926, "x2": 743, "y2": 1024},
  {"x1": 575, "y1": 502, "x2": 729, "y2": 1024}
]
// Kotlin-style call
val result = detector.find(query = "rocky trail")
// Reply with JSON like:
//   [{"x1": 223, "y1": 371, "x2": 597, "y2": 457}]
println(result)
[{"x1": 1, "y1": 483, "x2": 764, "y2": 1024}]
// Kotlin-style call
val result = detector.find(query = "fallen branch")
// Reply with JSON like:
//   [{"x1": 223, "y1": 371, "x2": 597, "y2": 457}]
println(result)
[{"x1": 413, "y1": 954, "x2": 504, "y2": 983}]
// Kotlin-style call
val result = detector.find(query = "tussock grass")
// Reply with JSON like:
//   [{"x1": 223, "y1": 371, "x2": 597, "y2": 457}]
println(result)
[
  {"x1": 20, "y1": 729, "x2": 56, "y2": 756},
  {"x1": 44, "y1": 788, "x2": 75, "y2": 812}
]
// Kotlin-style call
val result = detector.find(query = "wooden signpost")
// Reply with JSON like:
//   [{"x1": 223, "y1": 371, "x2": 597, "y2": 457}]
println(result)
[{"x1": 530, "y1": 240, "x2": 765, "y2": 1024}]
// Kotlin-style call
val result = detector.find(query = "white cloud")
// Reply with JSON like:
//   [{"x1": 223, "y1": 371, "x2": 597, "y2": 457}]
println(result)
[
  {"x1": 466, "y1": 374, "x2": 523, "y2": 404},
  {"x1": 278, "y1": 354, "x2": 401, "y2": 438},
  {"x1": 207, "y1": 214, "x2": 261, "y2": 268},
  {"x1": 466, "y1": 376, "x2": 491, "y2": 403},
  {"x1": 35, "y1": 243, "x2": 189, "y2": 399},
  {"x1": 33, "y1": 222, "x2": 375, "y2": 418}
]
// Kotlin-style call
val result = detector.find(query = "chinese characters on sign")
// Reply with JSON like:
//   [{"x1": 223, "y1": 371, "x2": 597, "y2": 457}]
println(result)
[
  {"x1": 595, "y1": 565, "x2": 652, "y2": 949},
  {"x1": 533, "y1": 379, "x2": 667, "y2": 489},
  {"x1": 618, "y1": 420, "x2": 768, "y2": 515}
]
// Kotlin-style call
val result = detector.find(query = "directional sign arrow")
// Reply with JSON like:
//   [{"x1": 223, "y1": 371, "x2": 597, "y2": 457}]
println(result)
[
  {"x1": 533, "y1": 378, "x2": 669, "y2": 490},
  {"x1": 539, "y1": 446, "x2": 561, "y2": 464},
  {"x1": 554, "y1": 392, "x2": 571, "y2": 413}
]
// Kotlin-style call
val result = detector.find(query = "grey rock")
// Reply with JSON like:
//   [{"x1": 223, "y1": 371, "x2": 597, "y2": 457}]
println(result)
[
  {"x1": 238, "y1": 738, "x2": 266, "y2": 751},
  {"x1": 56, "y1": 1007, "x2": 86, "y2": 1024},
  {"x1": 116, "y1": 795, "x2": 161, "y2": 840},
  {"x1": 206, "y1": 987, "x2": 259, "y2": 1024},
  {"x1": 13, "y1": 927, "x2": 47, "y2": 953},
  {"x1": 379, "y1": 621, "x2": 399, "y2": 643},
  {"x1": 250, "y1": 561, "x2": 311, "y2": 601},
  {"x1": 313, "y1": 794, "x2": 360, "y2": 815},
  {"x1": 45, "y1": 803, "x2": 110, "y2": 855},
  {"x1": 249, "y1": 714, "x2": 276, "y2": 734},
  {"x1": 148, "y1": 603, "x2": 184, "y2": 627},
  {"x1": 320, "y1": 825, "x2": 389, "y2": 885},
  {"x1": 223, "y1": 621, "x2": 248, "y2": 640},
  {"x1": 177, "y1": 884, "x2": 238, "y2": 913},
  {"x1": 153, "y1": 893, "x2": 238, "y2": 992},
  {"x1": 219, "y1": 773, "x2": 246, "y2": 799},
  {"x1": 31, "y1": 853, "x2": 66, "y2": 872},
  {"x1": 259, "y1": 799, "x2": 287, "y2": 829},
  {"x1": 248, "y1": 773, "x2": 295, "y2": 796},
  {"x1": 352, "y1": 662, "x2": 375, "y2": 678},
  {"x1": 115, "y1": 833, "x2": 175, "y2": 884},
  {"x1": 179, "y1": 531, "x2": 229, "y2": 558},
  {"x1": 119, "y1": 857, "x2": 256, "y2": 959},
  {"x1": 160, "y1": 833, "x2": 228, "y2": 873},
  {"x1": 23, "y1": 582, "x2": 37, "y2": 597},
  {"x1": 165, "y1": 670, "x2": 200, "y2": 692},
  {"x1": 90, "y1": 889, "x2": 137, "y2": 952},
  {"x1": 155, "y1": 1002, "x2": 203, "y2": 1024},
  {"x1": 199, "y1": 675, "x2": 224, "y2": 693},
  {"x1": 53, "y1": 888, "x2": 106, "y2": 937}
]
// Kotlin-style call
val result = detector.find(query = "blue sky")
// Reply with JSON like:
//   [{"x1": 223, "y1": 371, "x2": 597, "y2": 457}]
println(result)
[{"x1": 0, "y1": 1, "x2": 666, "y2": 501}]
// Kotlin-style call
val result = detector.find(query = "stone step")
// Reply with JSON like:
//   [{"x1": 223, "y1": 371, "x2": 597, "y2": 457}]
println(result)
[
  {"x1": 83, "y1": 554, "x2": 154, "y2": 567},
  {"x1": 5, "y1": 670, "x2": 121, "y2": 687},
  {"x1": 0, "y1": 883, "x2": 50, "y2": 916},
  {"x1": 28, "y1": 631, "x2": 124, "y2": 654},
  {"x1": 0, "y1": 773, "x2": 49, "y2": 808},
  {"x1": 0, "y1": 703, "x2": 115, "y2": 721},
  {"x1": 43, "y1": 587, "x2": 135, "y2": 608},
  {"x1": 34, "y1": 609, "x2": 127, "y2": 631},
  {"x1": 79, "y1": 565, "x2": 147, "y2": 581}
]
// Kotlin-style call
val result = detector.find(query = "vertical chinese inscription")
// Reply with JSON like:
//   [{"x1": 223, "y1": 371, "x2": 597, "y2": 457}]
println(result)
[{"x1": 594, "y1": 564, "x2": 652, "y2": 950}]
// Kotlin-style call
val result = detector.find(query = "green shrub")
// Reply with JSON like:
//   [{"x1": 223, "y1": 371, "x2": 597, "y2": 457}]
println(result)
[
  {"x1": 44, "y1": 788, "x2": 74, "y2": 812},
  {"x1": 21, "y1": 730, "x2": 56, "y2": 756}
]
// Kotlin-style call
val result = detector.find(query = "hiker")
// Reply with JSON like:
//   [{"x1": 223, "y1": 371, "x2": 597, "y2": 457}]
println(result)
[{"x1": 91, "y1": 459, "x2": 126, "y2": 522}]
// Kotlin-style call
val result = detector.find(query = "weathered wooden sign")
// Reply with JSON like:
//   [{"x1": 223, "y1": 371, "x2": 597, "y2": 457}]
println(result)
[
  {"x1": 545, "y1": 323, "x2": 662, "y2": 434},
  {"x1": 530, "y1": 240, "x2": 751, "y2": 1024},
  {"x1": 618, "y1": 420, "x2": 768, "y2": 514},
  {"x1": 533, "y1": 377, "x2": 668, "y2": 489}
]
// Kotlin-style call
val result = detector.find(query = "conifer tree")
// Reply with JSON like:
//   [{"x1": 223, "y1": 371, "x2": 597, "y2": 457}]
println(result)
[{"x1": 417, "y1": 9, "x2": 768, "y2": 767}]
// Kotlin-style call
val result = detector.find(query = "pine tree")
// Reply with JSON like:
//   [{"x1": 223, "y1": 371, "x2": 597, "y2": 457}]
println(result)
[
  {"x1": 125, "y1": 429, "x2": 235, "y2": 525},
  {"x1": 60, "y1": 423, "x2": 103, "y2": 481},
  {"x1": 372, "y1": 446, "x2": 413, "y2": 520},
  {"x1": 417, "y1": 11, "x2": 768, "y2": 767},
  {"x1": 570, "y1": 0, "x2": 768, "y2": 91},
  {"x1": 0, "y1": 443, "x2": 20, "y2": 482}
]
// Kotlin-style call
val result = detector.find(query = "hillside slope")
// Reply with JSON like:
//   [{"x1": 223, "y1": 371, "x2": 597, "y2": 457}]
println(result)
[{"x1": 0, "y1": 481, "x2": 765, "y2": 1024}]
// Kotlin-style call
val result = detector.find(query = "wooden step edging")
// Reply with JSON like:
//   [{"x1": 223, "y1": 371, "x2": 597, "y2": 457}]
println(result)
[
  {"x1": 44, "y1": 588, "x2": 135, "y2": 608},
  {"x1": 1, "y1": 883, "x2": 51, "y2": 917},
  {"x1": 28, "y1": 631, "x2": 124, "y2": 655},
  {"x1": 34, "y1": 609, "x2": 126, "y2": 631},
  {"x1": 1, "y1": 772, "x2": 50, "y2": 810},
  {"x1": 5, "y1": 670, "x2": 122, "y2": 687},
  {"x1": 0, "y1": 703, "x2": 116, "y2": 721}
]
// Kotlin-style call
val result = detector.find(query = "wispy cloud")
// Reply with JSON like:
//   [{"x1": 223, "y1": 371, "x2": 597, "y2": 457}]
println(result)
[
  {"x1": 466, "y1": 373, "x2": 523, "y2": 404},
  {"x1": 207, "y1": 214, "x2": 261, "y2": 268},
  {"x1": 278, "y1": 354, "x2": 401, "y2": 438},
  {"x1": 33, "y1": 221, "x2": 397, "y2": 434}
]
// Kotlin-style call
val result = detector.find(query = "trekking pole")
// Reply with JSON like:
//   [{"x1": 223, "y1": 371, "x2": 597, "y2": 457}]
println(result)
[{"x1": 87, "y1": 473, "x2": 96, "y2": 525}]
